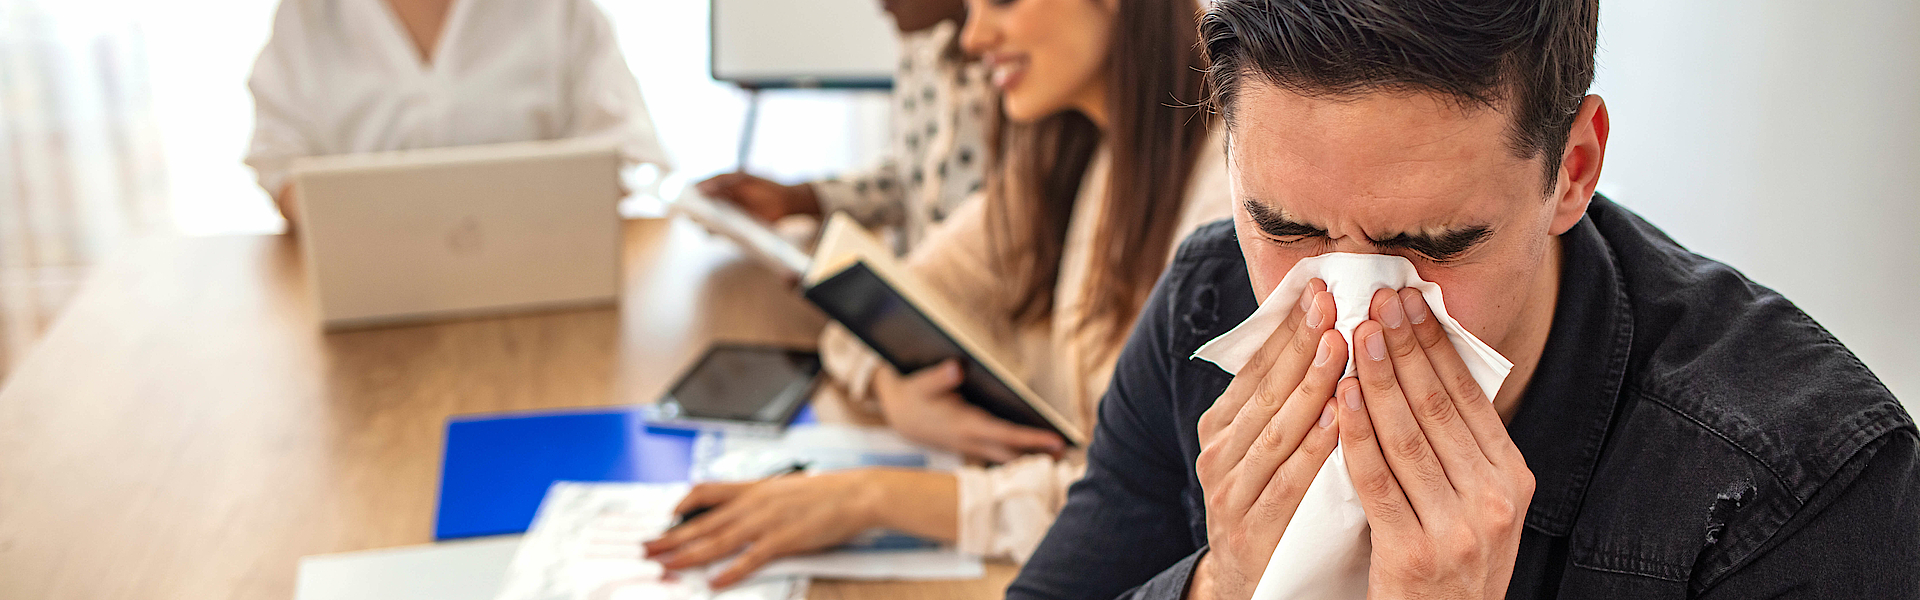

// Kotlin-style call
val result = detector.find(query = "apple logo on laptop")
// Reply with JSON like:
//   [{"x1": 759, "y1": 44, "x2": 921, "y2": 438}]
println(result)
[{"x1": 446, "y1": 216, "x2": 484, "y2": 255}]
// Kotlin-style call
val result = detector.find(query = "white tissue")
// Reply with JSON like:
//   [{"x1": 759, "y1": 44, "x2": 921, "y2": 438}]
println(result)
[{"x1": 1191, "y1": 253, "x2": 1513, "y2": 600}]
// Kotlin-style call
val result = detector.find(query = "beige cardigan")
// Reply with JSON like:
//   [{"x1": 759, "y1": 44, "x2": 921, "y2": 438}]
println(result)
[{"x1": 817, "y1": 128, "x2": 1231, "y2": 562}]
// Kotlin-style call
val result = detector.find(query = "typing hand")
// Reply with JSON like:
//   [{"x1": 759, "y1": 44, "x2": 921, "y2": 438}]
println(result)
[
  {"x1": 1339, "y1": 288, "x2": 1533, "y2": 600},
  {"x1": 873, "y1": 359, "x2": 1065, "y2": 463},
  {"x1": 694, "y1": 173, "x2": 819, "y2": 223},
  {"x1": 1190, "y1": 280, "x2": 1345, "y2": 600}
]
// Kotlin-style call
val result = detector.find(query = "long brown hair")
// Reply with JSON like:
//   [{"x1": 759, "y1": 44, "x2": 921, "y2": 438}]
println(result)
[{"x1": 985, "y1": 0, "x2": 1212, "y2": 343}]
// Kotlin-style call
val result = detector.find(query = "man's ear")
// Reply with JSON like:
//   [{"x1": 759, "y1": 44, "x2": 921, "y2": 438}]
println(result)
[{"x1": 1548, "y1": 95, "x2": 1609, "y2": 235}]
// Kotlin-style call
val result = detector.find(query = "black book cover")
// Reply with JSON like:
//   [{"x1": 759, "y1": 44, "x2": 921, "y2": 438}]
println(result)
[{"x1": 802, "y1": 262, "x2": 1074, "y2": 445}]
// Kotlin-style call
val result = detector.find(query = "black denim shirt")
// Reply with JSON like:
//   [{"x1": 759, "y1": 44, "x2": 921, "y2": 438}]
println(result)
[{"x1": 1009, "y1": 196, "x2": 1919, "y2": 599}]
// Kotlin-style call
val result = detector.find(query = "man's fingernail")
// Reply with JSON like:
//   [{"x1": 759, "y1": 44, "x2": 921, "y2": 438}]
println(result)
[
  {"x1": 1366, "y1": 331, "x2": 1386, "y2": 361},
  {"x1": 1318, "y1": 403, "x2": 1335, "y2": 428},
  {"x1": 1313, "y1": 335, "x2": 1332, "y2": 367},
  {"x1": 1304, "y1": 293, "x2": 1323, "y2": 327},
  {"x1": 1382, "y1": 294, "x2": 1405, "y2": 329},
  {"x1": 1344, "y1": 385, "x2": 1364, "y2": 411},
  {"x1": 1406, "y1": 291, "x2": 1430, "y2": 325}
]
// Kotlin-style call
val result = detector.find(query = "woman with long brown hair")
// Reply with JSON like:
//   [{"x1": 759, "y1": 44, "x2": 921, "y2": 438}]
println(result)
[{"x1": 644, "y1": 0, "x2": 1230, "y2": 584}]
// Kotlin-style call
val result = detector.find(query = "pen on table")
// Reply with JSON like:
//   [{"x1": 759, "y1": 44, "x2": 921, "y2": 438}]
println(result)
[{"x1": 671, "y1": 461, "x2": 810, "y2": 527}]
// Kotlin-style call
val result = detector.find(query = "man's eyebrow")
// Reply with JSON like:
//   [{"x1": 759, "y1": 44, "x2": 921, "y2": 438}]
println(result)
[
  {"x1": 1371, "y1": 225, "x2": 1494, "y2": 260},
  {"x1": 1243, "y1": 198, "x2": 1324, "y2": 237},
  {"x1": 1243, "y1": 197, "x2": 1493, "y2": 260}
]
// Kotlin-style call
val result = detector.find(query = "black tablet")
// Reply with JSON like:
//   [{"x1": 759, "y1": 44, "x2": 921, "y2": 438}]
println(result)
[{"x1": 646, "y1": 343, "x2": 821, "y2": 432}]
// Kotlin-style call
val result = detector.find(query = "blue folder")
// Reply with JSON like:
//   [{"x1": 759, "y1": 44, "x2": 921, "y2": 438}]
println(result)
[
  {"x1": 434, "y1": 406, "x2": 692, "y2": 540},
  {"x1": 433, "y1": 404, "x2": 818, "y2": 540}
]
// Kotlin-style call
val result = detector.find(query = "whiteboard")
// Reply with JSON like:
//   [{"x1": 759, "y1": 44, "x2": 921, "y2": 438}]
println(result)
[{"x1": 710, "y1": 0, "x2": 900, "y2": 88}]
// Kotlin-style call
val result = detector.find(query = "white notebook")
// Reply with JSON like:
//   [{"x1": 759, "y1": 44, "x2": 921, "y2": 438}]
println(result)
[{"x1": 295, "y1": 536, "x2": 522, "y2": 600}]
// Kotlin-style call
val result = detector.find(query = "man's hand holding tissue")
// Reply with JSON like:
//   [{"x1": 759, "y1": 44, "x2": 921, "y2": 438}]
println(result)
[
  {"x1": 1338, "y1": 288, "x2": 1535, "y2": 599},
  {"x1": 1189, "y1": 281, "x2": 1346, "y2": 600}
]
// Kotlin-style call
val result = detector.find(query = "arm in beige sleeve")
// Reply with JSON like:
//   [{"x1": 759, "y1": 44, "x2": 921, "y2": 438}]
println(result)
[
  {"x1": 815, "y1": 322, "x2": 886, "y2": 419},
  {"x1": 955, "y1": 452, "x2": 1089, "y2": 563}
]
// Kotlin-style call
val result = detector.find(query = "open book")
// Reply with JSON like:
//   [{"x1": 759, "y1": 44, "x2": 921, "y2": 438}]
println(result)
[
  {"x1": 800, "y1": 214, "x2": 1088, "y2": 447},
  {"x1": 670, "y1": 186, "x2": 812, "y2": 278}
]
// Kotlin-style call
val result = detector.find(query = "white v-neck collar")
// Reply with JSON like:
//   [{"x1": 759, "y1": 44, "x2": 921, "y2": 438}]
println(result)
[{"x1": 368, "y1": 0, "x2": 469, "y2": 74}]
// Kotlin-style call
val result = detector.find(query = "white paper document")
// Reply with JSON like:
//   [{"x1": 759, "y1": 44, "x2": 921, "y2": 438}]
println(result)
[
  {"x1": 295, "y1": 535, "x2": 523, "y2": 600},
  {"x1": 670, "y1": 187, "x2": 812, "y2": 277},
  {"x1": 495, "y1": 479, "x2": 984, "y2": 600},
  {"x1": 494, "y1": 482, "x2": 808, "y2": 600}
]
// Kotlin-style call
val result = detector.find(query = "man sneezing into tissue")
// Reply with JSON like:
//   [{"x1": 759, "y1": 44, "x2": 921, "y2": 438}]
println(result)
[{"x1": 1007, "y1": 1, "x2": 1919, "y2": 600}]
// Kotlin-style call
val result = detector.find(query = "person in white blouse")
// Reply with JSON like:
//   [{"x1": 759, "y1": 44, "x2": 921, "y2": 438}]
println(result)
[
  {"x1": 695, "y1": 0, "x2": 989, "y2": 254},
  {"x1": 244, "y1": 0, "x2": 671, "y2": 228}
]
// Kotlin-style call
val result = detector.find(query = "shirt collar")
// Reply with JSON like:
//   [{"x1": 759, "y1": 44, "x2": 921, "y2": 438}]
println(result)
[{"x1": 1506, "y1": 203, "x2": 1636, "y2": 536}]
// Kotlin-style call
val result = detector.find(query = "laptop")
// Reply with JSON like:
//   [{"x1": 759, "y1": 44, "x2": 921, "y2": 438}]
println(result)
[{"x1": 291, "y1": 138, "x2": 623, "y2": 329}]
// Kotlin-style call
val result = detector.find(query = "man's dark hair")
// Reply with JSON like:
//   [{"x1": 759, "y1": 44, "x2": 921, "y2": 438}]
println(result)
[{"x1": 1201, "y1": 0, "x2": 1599, "y2": 192}]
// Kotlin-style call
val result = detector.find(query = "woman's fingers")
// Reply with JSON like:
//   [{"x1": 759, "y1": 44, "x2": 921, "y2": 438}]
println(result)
[
  {"x1": 1351, "y1": 320, "x2": 1455, "y2": 518},
  {"x1": 670, "y1": 482, "x2": 746, "y2": 516},
  {"x1": 902, "y1": 360, "x2": 964, "y2": 394},
  {"x1": 1400, "y1": 288, "x2": 1521, "y2": 466},
  {"x1": 1335, "y1": 378, "x2": 1419, "y2": 535},
  {"x1": 706, "y1": 529, "x2": 799, "y2": 588},
  {"x1": 696, "y1": 172, "x2": 745, "y2": 195},
  {"x1": 655, "y1": 510, "x2": 768, "y2": 569},
  {"x1": 962, "y1": 437, "x2": 1021, "y2": 464},
  {"x1": 1226, "y1": 328, "x2": 1346, "y2": 510},
  {"x1": 934, "y1": 396, "x2": 1062, "y2": 462},
  {"x1": 646, "y1": 505, "x2": 742, "y2": 556},
  {"x1": 1371, "y1": 290, "x2": 1487, "y2": 477},
  {"x1": 646, "y1": 484, "x2": 750, "y2": 554},
  {"x1": 971, "y1": 415, "x2": 1066, "y2": 456},
  {"x1": 1198, "y1": 279, "x2": 1327, "y2": 441}
]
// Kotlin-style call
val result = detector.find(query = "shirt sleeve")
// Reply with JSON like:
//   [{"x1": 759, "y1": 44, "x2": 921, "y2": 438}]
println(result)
[
  {"x1": 816, "y1": 322, "x2": 885, "y2": 416},
  {"x1": 812, "y1": 158, "x2": 909, "y2": 231},
  {"x1": 243, "y1": 0, "x2": 318, "y2": 198},
  {"x1": 1696, "y1": 429, "x2": 1920, "y2": 599},
  {"x1": 1008, "y1": 262, "x2": 1204, "y2": 600},
  {"x1": 955, "y1": 453, "x2": 1088, "y2": 563},
  {"x1": 562, "y1": 0, "x2": 672, "y2": 171}
]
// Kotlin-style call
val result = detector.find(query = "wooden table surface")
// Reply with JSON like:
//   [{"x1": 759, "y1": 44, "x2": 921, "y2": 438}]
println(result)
[{"x1": 0, "y1": 217, "x2": 1016, "y2": 600}]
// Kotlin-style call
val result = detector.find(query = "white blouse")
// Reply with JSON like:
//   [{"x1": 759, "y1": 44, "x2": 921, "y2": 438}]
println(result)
[{"x1": 244, "y1": 0, "x2": 670, "y2": 196}]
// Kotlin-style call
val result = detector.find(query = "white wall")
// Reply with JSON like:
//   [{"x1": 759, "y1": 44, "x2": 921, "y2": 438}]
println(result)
[
  {"x1": 595, "y1": 0, "x2": 891, "y2": 203},
  {"x1": 1590, "y1": 0, "x2": 1920, "y2": 408},
  {"x1": 138, "y1": 0, "x2": 283, "y2": 235}
]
